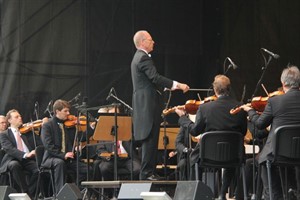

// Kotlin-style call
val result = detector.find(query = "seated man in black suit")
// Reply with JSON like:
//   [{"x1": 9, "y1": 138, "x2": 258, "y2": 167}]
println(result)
[
  {"x1": 0, "y1": 109, "x2": 39, "y2": 198},
  {"x1": 0, "y1": 115, "x2": 8, "y2": 133},
  {"x1": 175, "y1": 75, "x2": 248, "y2": 200},
  {"x1": 96, "y1": 140, "x2": 140, "y2": 181},
  {"x1": 240, "y1": 65, "x2": 300, "y2": 200},
  {"x1": 41, "y1": 99, "x2": 89, "y2": 195},
  {"x1": 168, "y1": 126, "x2": 197, "y2": 180}
]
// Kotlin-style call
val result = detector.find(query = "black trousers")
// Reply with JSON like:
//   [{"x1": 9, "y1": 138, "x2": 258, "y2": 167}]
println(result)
[
  {"x1": 99, "y1": 158, "x2": 141, "y2": 180},
  {"x1": 42, "y1": 157, "x2": 89, "y2": 194},
  {"x1": 139, "y1": 122, "x2": 160, "y2": 180},
  {"x1": 8, "y1": 159, "x2": 38, "y2": 197}
]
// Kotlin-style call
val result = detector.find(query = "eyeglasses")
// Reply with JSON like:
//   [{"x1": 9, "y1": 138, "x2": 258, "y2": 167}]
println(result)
[{"x1": 143, "y1": 38, "x2": 153, "y2": 42}]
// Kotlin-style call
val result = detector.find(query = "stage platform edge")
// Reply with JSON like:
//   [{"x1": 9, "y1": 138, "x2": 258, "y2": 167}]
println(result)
[{"x1": 81, "y1": 180, "x2": 178, "y2": 189}]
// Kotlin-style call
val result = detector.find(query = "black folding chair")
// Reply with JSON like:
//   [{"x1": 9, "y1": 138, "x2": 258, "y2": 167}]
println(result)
[
  {"x1": 266, "y1": 124, "x2": 300, "y2": 200},
  {"x1": 34, "y1": 145, "x2": 56, "y2": 200},
  {"x1": 195, "y1": 131, "x2": 247, "y2": 200}
]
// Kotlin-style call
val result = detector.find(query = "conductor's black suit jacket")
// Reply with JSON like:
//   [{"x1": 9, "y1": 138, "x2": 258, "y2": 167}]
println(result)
[{"x1": 131, "y1": 49, "x2": 173, "y2": 141}]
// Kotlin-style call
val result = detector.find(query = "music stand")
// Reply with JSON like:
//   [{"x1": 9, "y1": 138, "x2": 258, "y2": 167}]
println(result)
[
  {"x1": 93, "y1": 113, "x2": 132, "y2": 181},
  {"x1": 158, "y1": 126, "x2": 179, "y2": 150},
  {"x1": 93, "y1": 113, "x2": 131, "y2": 141}
]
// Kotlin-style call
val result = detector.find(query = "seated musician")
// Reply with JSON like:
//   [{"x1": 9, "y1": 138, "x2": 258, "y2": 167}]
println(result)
[
  {"x1": 93, "y1": 106, "x2": 140, "y2": 182},
  {"x1": 174, "y1": 75, "x2": 248, "y2": 200},
  {"x1": 169, "y1": 126, "x2": 197, "y2": 180},
  {"x1": 0, "y1": 109, "x2": 39, "y2": 198},
  {"x1": 239, "y1": 66, "x2": 300, "y2": 200},
  {"x1": 244, "y1": 120, "x2": 269, "y2": 198},
  {"x1": 40, "y1": 99, "x2": 89, "y2": 195},
  {"x1": 0, "y1": 115, "x2": 8, "y2": 133}
]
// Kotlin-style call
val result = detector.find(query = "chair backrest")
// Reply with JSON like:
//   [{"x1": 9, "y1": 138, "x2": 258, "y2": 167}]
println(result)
[
  {"x1": 199, "y1": 131, "x2": 244, "y2": 168},
  {"x1": 35, "y1": 145, "x2": 45, "y2": 169},
  {"x1": 273, "y1": 124, "x2": 300, "y2": 163}
]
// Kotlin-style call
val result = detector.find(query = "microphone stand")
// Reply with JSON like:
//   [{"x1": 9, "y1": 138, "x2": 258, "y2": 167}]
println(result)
[
  {"x1": 75, "y1": 102, "x2": 89, "y2": 184},
  {"x1": 250, "y1": 55, "x2": 273, "y2": 200},
  {"x1": 108, "y1": 93, "x2": 134, "y2": 180},
  {"x1": 162, "y1": 115, "x2": 169, "y2": 180},
  {"x1": 161, "y1": 90, "x2": 172, "y2": 180}
]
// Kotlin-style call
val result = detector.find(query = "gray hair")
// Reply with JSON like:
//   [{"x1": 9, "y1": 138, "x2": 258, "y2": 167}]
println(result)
[
  {"x1": 280, "y1": 66, "x2": 300, "y2": 88},
  {"x1": 133, "y1": 30, "x2": 147, "y2": 48}
]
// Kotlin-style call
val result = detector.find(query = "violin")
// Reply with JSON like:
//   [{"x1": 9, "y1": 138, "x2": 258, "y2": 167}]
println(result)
[
  {"x1": 64, "y1": 115, "x2": 87, "y2": 131},
  {"x1": 162, "y1": 95, "x2": 217, "y2": 116},
  {"x1": 19, "y1": 119, "x2": 43, "y2": 134},
  {"x1": 230, "y1": 90, "x2": 284, "y2": 115}
]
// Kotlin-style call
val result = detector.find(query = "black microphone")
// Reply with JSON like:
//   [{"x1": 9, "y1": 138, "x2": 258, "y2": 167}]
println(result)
[
  {"x1": 82, "y1": 96, "x2": 88, "y2": 106},
  {"x1": 68, "y1": 92, "x2": 81, "y2": 103},
  {"x1": 261, "y1": 48, "x2": 280, "y2": 59},
  {"x1": 106, "y1": 87, "x2": 114, "y2": 101},
  {"x1": 227, "y1": 57, "x2": 238, "y2": 69},
  {"x1": 34, "y1": 101, "x2": 39, "y2": 108},
  {"x1": 44, "y1": 100, "x2": 52, "y2": 114}
]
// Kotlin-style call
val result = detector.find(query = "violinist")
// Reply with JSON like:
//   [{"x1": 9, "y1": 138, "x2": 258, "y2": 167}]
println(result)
[
  {"x1": 175, "y1": 75, "x2": 247, "y2": 199},
  {"x1": 239, "y1": 66, "x2": 300, "y2": 200},
  {"x1": 0, "y1": 109, "x2": 39, "y2": 198},
  {"x1": 0, "y1": 115, "x2": 8, "y2": 133},
  {"x1": 40, "y1": 99, "x2": 89, "y2": 195}
]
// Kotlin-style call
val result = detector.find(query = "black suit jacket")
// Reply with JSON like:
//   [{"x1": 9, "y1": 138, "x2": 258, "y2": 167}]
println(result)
[
  {"x1": 0, "y1": 128, "x2": 35, "y2": 173},
  {"x1": 178, "y1": 95, "x2": 248, "y2": 165},
  {"x1": 248, "y1": 88, "x2": 300, "y2": 164},
  {"x1": 41, "y1": 117, "x2": 77, "y2": 163},
  {"x1": 131, "y1": 49, "x2": 173, "y2": 140}
]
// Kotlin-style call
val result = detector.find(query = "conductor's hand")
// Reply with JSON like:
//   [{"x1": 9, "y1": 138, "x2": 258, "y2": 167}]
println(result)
[
  {"x1": 65, "y1": 152, "x2": 74, "y2": 160},
  {"x1": 177, "y1": 83, "x2": 190, "y2": 93}
]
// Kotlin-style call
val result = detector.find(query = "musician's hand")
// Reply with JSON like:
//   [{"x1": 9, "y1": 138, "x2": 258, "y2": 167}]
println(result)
[
  {"x1": 240, "y1": 104, "x2": 253, "y2": 112},
  {"x1": 42, "y1": 117, "x2": 49, "y2": 125},
  {"x1": 177, "y1": 83, "x2": 190, "y2": 93},
  {"x1": 169, "y1": 151, "x2": 176, "y2": 158},
  {"x1": 26, "y1": 150, "x2": 36, "y2": 158},
  {"x1": 65, "y1": 152, "x2": 74, "y2": 160},
  {"x1": 175, "y1": 106, "x2": 186, "y2": 117}
]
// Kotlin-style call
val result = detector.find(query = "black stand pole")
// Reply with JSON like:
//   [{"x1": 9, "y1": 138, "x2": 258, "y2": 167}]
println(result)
[
  {"x1": 250, "y1": 55, "x2": 273, "y2": 200},
  {"x1": 113, "y1": 103, "x2": 119, "y2": 181},
  {"x1": 108, "y1": 94, "x2": 134, "y2": 180},
  {"x1": 162, "y1": 116, "x2": 169, "y2": 180},
  {"x1": 76, "y1": 102, "x2": 90, "y2": 184}
]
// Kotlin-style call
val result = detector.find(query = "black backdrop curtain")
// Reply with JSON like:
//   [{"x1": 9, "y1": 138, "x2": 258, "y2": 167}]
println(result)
[{"x1": 0, "y1": 0, "x2": 299, "y2": 124}]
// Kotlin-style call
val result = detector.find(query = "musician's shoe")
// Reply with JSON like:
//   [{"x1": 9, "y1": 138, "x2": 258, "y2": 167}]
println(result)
[{"x1": 146, "y1": 173, "x2": 163, "y2": 181}]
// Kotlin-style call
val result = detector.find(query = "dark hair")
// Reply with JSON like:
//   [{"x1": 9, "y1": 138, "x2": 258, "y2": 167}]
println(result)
[{"x1": 53, "y1": 99, "x2": 70, "y2": 114}]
